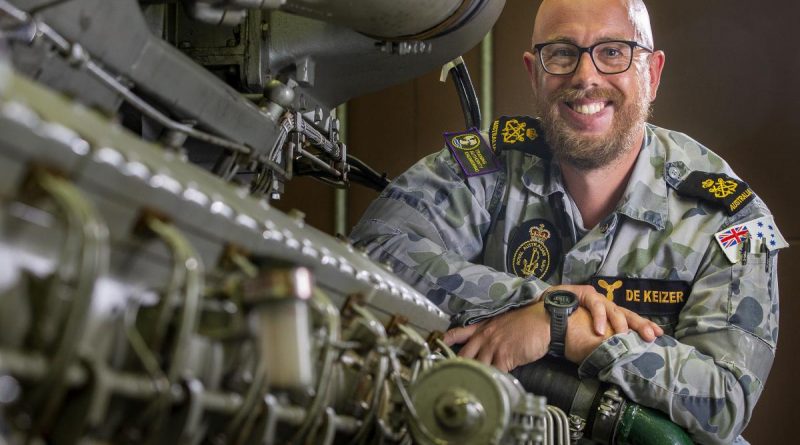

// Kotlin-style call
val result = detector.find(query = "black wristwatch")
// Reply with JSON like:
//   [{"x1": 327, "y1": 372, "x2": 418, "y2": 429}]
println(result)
[{"x1": 544, "y1": 290, "x2": 579, "y2": 357}]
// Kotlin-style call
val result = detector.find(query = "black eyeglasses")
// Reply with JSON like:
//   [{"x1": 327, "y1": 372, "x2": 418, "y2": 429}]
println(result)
[{"x1": 533, "y1": 40, "x2": 654, "y2": 75}]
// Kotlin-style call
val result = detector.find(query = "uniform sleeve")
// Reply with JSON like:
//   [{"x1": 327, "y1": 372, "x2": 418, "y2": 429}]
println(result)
[
  {"x1": 578, "y1": 213, "x2": 781, "y2": 444},
  {"x1": 349, "y1": 149, "x2": 551, "y2": 326}
]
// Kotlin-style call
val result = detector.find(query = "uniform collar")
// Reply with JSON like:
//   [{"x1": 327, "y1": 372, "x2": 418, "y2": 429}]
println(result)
[
  {"x1": 520, "y1": 124, "x2": 669, "y2": 230},
  {"x1": 520, "y1": 154, "x2": 567, "y2": 198},
  {"x1": 616, "y1": 125, "x2": 668, "y2": 230}
]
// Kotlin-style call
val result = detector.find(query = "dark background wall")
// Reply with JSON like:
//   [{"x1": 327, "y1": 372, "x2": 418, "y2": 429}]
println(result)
[{"x1": 275, "y1": 1, "x2": 800, "y2": 441}]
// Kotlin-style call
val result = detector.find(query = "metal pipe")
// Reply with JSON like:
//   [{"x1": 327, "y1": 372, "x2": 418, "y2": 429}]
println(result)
[
  {"x1": 334, "y1": 104, "x2": 348, "y2": 235},
  {"x1": 615, "y1": 404, "x2": 693, "y2": 445},
  {"x1": 480, "y1": 30, "x2": 494, "y2": 131}
]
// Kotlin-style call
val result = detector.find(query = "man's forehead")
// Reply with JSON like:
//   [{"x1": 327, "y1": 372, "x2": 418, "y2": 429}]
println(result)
[{"x1": 533, "y1": 0, "x2": 636, "y2": 44}]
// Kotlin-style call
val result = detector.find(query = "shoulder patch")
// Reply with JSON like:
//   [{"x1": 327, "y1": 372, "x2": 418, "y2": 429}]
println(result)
[
  {"x1": 489, "y1": 116, "x2": 551, "y2": 159},
  {"x1": 714, "y1": 215, "x2": 788, "y2": 263},
  {"x1": 443, "y1": 128, "x2": 499, "y2": 177},
  {"x1": 589, "y1": 276, "x2": 690, "y2": 316},
  {"x1": 674, "y1": 171, "x2": 755, "y2": 215}
]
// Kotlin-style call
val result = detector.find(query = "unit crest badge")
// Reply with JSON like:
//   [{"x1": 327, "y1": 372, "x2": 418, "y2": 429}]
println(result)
[
  {"x1": 507, "y1": 219, "x2": 561, "y2": 281},
  {"x1": 450, "y1": 132, "x2": 481, "y2": 150},
  {"x1": 443, "y1": 128, "x2": 499, "y2": 177}
]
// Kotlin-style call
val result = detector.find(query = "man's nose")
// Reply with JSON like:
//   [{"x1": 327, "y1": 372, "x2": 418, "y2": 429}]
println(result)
[{"x1": 571, "y1": 51, "x2": 602, "y2": 88}]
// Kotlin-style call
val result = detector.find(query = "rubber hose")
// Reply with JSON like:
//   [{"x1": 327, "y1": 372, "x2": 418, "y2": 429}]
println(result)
[
  {"x1": 510, "y1": 355, "x2": 582, "y2": 412},
  {"x1": 616, "y1": 404, "x2": 694, "y2": 445},
  {"x1": 511, "y1": 357, "x2": 693, "y2": 445},
  {"x1": 449, "y1": 62, "x2": 481, "y2": 129}
]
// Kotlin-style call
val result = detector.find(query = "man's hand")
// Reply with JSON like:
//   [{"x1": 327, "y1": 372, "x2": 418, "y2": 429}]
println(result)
[
  {"x1": 444, "y1": 285, "x2": 664, "y2": 372},
  {"x1": 548, "y1": 284, "x2": 663, "y2": 341},
  {"x1": 564, "y1": 306, "x2": 614, "y2": 363},
  {"x1": 444, "y1": 302, "x2": 550, "y2": 372}
]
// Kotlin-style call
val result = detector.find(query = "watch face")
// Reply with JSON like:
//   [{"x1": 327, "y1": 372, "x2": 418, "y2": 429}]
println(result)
[{"x1": 545, "y1": 290, "x2": 578, "y2": 308}]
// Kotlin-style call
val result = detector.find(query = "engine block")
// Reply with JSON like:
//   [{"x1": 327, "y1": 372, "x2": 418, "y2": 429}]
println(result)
[{"x1": 0, "y1": 62, "x2": 571, "y2": 444}]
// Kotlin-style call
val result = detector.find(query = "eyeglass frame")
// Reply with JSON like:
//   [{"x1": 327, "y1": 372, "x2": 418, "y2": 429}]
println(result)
[{"x1": 532, "y1": 40, "x2": 654, "y2": 75}]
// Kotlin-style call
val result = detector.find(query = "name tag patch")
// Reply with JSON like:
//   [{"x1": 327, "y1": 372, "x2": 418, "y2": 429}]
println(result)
[
  {"x1": 589, "y1": 276, "x2": 691, "y2": 316},
  {"x1": 507, "y1": 218, "x2": 561, "y2": 281},
  {"x1": 444, "y1": 129, "x2": 499, "y2": 177}
]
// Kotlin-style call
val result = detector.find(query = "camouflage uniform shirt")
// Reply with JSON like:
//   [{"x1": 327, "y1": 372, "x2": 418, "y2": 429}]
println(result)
[{"x1": 350, "y1": 117, "x2": 784, "y2": 444}]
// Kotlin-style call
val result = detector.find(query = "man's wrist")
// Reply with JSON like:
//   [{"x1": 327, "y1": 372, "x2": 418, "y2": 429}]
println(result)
[{"x1": 544, "y1": 290, "x2": 579, "y2": 357}]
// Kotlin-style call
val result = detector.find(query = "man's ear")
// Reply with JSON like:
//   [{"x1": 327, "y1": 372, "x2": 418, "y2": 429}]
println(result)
[
  {"x1": 647, "y1": 50, "x2": 666, "y2": 101},
  {"x1": 523, "y1": 51, "x2": 538, "y2": 84}
]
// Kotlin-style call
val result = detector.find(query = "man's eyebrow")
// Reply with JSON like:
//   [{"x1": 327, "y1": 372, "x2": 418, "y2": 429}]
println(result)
[
  {"x1": 594, "y1": 35, "x2": 632, "y2": 43},
  {"x1": 544, "y1": 35, "x2": 578, "y2": 44},
  {"x1": 541, "y1": 35, "x2": 632, "y2": 45}
]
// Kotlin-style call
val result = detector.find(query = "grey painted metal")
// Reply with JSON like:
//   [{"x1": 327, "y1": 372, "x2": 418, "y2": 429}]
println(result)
[
  {"x1": 481, "y1": 31, "x2": 494, "y2": 131},
  {"x1": 0, "y1": 70, "x2": 454, "y2": 443},
  {"x1": 4, "y1": 0, "x2": 504, "y2": 201},
  {"x1": 0, "y1": 71, "x2": 448, "y2": 334},
  {"x1": 267, "y1": 1, "x2": 504, "y2": 109},
  {"x1": 7, "y1": 0, "x2": 505, "y2": 144},
  {"x1": 407, "y1": 358, "x2": 546, "y2": 445},
  {"x1": 280, "y1": 0, "x2": 464, "y2": 38},
  {"x1": 334, "y1": 103, "x2": 348, "y2": 235},
  {"x1": 8, "y1": 0, "x2": 279, "y2": 156}
]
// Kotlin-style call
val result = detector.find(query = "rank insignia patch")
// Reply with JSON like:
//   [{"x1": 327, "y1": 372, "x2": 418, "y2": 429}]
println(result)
[
  {"x1": 490, "y1": 116, "x2": 551, "y2": 159},
  {"x1": 501, "y1": 118, "x2": 537, "y2": 144},
  {"x1": 675, "y1": 171, "x2": 755, "y2": 215},
  {"x1": 444, "y1": 128, "x2": 499, "y2": 177},
  {"x1": 589, "y1": 276, "x2": 691, "y2": 316},
  {"x1": 507, "y1": 219, "x2": 561, "y2": 281}
]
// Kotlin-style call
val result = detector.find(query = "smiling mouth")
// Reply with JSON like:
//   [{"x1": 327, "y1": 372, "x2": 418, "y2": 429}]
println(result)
[{"x1": 566, "y1": 101, "x2": 610, "y2": 115}]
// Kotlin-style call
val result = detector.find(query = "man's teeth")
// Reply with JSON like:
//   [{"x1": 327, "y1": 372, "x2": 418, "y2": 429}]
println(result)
[{"x1": 572, "y1": 102, "x2": 605, "y2": 115}]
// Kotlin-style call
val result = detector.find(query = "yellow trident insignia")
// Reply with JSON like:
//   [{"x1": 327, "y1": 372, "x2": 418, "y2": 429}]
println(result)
[
  {"x1": 501, "y1": 118, "x2": 527, "y2": 144},
  {"x1": 513, "y1": 224, "x2": 551, "y2": 279},
  {"x1": 701, "y1": 178, "x2": 738, "y2": 198},
  {"x1": 597, "y1": 279, "x2": 623, "y2": 301}
]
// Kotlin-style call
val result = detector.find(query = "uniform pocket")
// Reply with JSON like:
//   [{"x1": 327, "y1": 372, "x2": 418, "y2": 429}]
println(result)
[{"x1": 728, "y1": 252, "x2": 778, "y2": 348}]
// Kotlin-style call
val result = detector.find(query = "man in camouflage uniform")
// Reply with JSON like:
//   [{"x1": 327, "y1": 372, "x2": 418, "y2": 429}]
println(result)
[{"x1": 350, "y1": 0, "x2": 785, "y2": 443}]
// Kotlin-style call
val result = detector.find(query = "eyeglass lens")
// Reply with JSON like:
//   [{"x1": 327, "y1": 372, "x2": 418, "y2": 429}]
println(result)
[{"x1": 540, "y1": 42, "x2": 633, "y2": 74}]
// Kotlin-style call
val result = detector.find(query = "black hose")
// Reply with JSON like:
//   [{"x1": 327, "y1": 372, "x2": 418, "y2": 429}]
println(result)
[
  {"x1": 448, "y1": 60, "x2": 481, "y2": 129},
  {"x1": 511, "y1": 355, "x2": 583, "y2": 412},
  {"x1": 295, "y1": 164, "x2": 387, "y2": 192},
  {"x1": 347, "y1": 154, "x2": 391, "y2": 190}
]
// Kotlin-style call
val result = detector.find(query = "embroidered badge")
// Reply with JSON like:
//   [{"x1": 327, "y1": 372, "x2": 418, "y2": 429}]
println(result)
[
  {"x1": 589, "y1": 277, "x2": 691, "y2": 316},
  {"x1": 500, "y1": 118, "x2": 538, "y2": 144},
  {"x1": 675, "y1": 171, "x2": 755, "y2": 215},
  {"x1": 714, "y1": 215, "x2": 788, "y2": 263},
  {"x1": 507, "y1": 219, "x2": 561, "y2": 281},
  {"x1": 702, "y1": 177, "x2": 738, "y2": 198},
  {"x1": 489, "y1": 116, "x2": 551, "y2": 159},
  {"x1": 596, "y1": 278, "x2": 623, "y2": 301},
  {"x1": 444, "y1": 128, "x2": 499, "y2": 177}
]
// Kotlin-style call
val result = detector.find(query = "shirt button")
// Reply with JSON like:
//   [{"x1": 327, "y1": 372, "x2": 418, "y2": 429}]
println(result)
[
  {"x1": 600, "y1": 223, "x2": 610, "y2": 233},
  {"x1": 668, "y1": 166, "x2": 681, "y2": 180}
]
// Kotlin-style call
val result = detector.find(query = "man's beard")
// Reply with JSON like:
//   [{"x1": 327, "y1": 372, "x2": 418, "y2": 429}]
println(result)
[{"x1": 535, "y1": 72, "x2": 652, "y2": 171}]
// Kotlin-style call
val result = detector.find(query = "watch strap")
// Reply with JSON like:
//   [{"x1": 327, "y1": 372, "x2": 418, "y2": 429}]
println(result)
[{"x1": 549, "y1": 309, "x2": 567, "y2": 357}]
